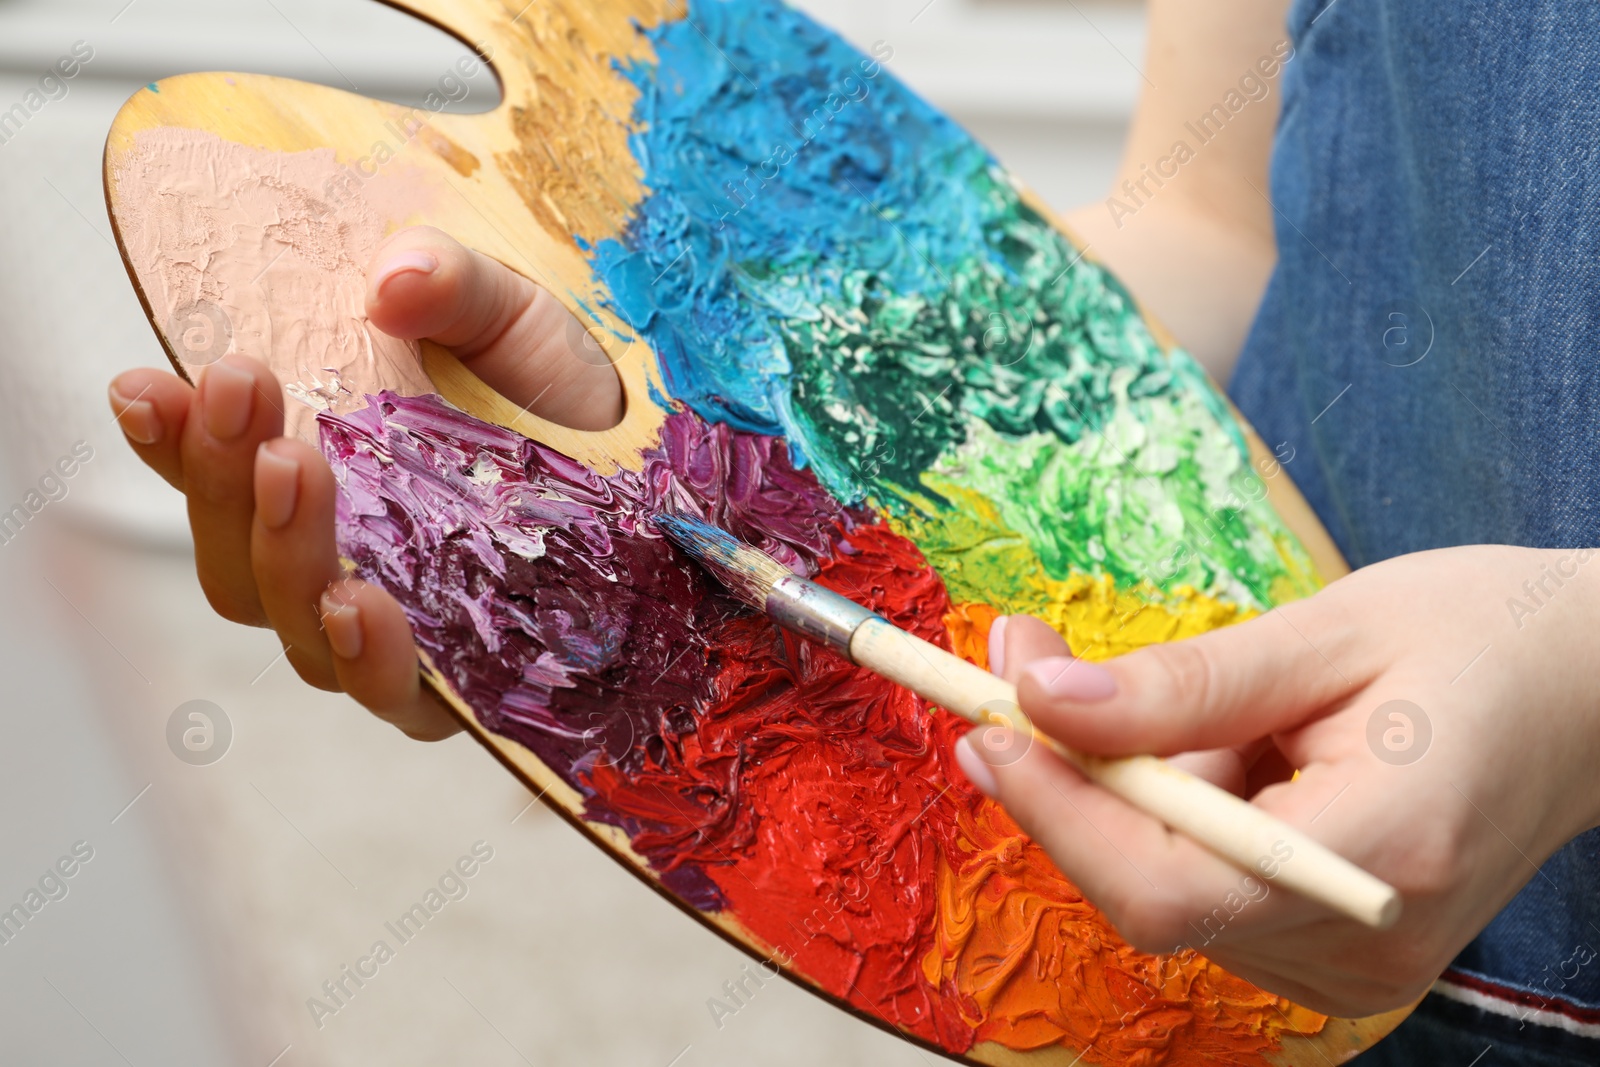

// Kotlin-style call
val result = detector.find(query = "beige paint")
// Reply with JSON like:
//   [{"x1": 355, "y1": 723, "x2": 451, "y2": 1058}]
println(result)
[{"x1": 111, "y1": 126, "x2": 437, "y2": 441}]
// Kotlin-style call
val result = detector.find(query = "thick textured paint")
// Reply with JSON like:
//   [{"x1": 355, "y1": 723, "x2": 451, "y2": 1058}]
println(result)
[
  {"x1": 493, "y1": 0, "x2": 678, "y2": 249},
  {"x1": 589, "y1": 522, "x2": 976, "y2": 1046},
  {"x1": 892, "y1": 481, "x2": 1252, "y2": 660},
  {"x1": 319, "y1": 392, "x2": 1326, "y2": 1062},
  {"x1": 304, "y1": 2, "x2": 1336, "y2": 1061},
  {"x1": 320, "y1": 393, "x2": 860, "y2": 908},
  {"x1": 652, "y1": 511, "x2": 793, "y2": 609},
  {"x1": 112, "y1": 127, "x2": 437, "y2": 440},
  {"x1": 923, "y1": 800, "x2": 1326, "y2": 1062},
  {"x1": 591, "y1": 0, "x2": 1315, "y2": 609},
  {"x1": 119, "y1": 0, "x2": 1347, "y2": 1058}
]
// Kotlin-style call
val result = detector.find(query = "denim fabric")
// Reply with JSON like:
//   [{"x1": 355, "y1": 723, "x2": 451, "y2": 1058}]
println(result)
[
  {"x1": 1228, "y1": 0, "x2": 1600, "y2": 1054},
  {"x1": 1354, "y1": 995, "x2": 1600, "y2": 1066}
]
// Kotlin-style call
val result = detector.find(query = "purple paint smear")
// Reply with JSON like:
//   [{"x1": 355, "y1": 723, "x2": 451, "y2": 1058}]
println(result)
[{"x1": 319, "y1": 393, "x2": 861, "y2": 907}]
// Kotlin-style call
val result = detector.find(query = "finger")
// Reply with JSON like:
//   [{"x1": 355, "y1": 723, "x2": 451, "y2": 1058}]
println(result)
[
  {"x1": 957, "y1": 614, "x2": 1070, "y2": 790},
  {"x1": 251, "y1": 438, "x2": 342, "y2": 689},
  {"x1": 980, "y1": 736, "x2": 1320, "y2": 955},
  {"x1": 957, "y1": 722, "x2": 1362, "y2": 955},
  {"x1": 180, "y1": 355, "x2": 286, "y2": 625},
  {"x1": 1017, "y1": 603, "x2": 1364, "y2": 757},
  {"x1": 320, "y1": 579, "x2": 461, "y2": 741},
  {"x1": 991, "y1": 615, "x2": 1263, "y2": 792},
  {"x1": 364, "y1": 226, "x2": 622, "y2": 430},
  {"x1": 1164, "y1": 745, "x2": 1257, "y2": 794},
  {"x1": 974, "y1": 611, "x2": 1354, "y2": 942},
  {"x1": 108, "y1": 368, "x2": 196, "y2": 491},
  {"x1": 988, "y1": 613, "x2": 1070, "y2": 684}
]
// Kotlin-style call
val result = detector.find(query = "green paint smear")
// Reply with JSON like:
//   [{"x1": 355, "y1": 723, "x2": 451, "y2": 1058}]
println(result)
[
  {"x1": 891, "y1": 480, "x2": 1059, "y2": 616},
  {"x1": 782, "y1": 167, "x2": 1317, "y2": 608}
]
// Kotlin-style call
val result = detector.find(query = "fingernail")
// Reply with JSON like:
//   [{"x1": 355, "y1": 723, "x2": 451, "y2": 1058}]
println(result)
[
  {"x1": 371, "y1": 250, "x2": 438, "y2": 297},
  {"x1": 988, "y1": 615, "x2": 1009, "y2": 677},
  {"x1": 955, "y1": 735, "x2": 999, "y2": 798},
  {"x1": 1024, "y1": 656, "x2": 1117, "y2": 702},
  {"x1": 109, "y1": 387, "x2": 161, "y2": 445},
  {"x1": 320, "y1": 589, "x2": 364, "y2": 659},
  {"x1": 201, "y1": 357, "x2": 255, "y2": 440},
  {"x1": 254, "y1": 442, "x2": 300, "y2": 529}
]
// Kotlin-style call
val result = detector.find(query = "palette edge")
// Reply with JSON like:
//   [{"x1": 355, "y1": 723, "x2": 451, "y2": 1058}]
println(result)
[{"x1": 96, "y1": 2, "x2": 1412, "y2": 1060}]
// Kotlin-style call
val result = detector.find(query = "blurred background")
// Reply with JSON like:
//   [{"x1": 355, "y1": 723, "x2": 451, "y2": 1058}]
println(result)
[{"x1": 0, "y1": 0, "x2": 1141, "y2": 1063}]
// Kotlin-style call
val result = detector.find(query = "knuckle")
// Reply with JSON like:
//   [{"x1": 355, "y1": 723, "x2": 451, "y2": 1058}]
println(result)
[
  {"x1": 197, "y1": 575, "x2": 263, "y2": 626},
  {"x1": 1396, "y1": 840, "x2": 1458, "y2": 899},
  {"x1": 184, "y1": 455, "x2": 248, "y2": 508},
  {"x1": 286, "y1": 647, "x2": 339, "y2": 692},
  {"x1": 1386, "y1": 820, "x2": 1467, "y2": 900}
]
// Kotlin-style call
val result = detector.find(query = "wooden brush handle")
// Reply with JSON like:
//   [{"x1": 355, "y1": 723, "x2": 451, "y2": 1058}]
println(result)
[{"x1": 849, "y1": 618, "x2": 1401, "y2": 930}]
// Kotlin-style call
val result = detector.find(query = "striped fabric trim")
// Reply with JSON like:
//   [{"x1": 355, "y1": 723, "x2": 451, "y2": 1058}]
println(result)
[{"x1": 1433, "y1": 969, "x2": 1600, "y2": 1040}]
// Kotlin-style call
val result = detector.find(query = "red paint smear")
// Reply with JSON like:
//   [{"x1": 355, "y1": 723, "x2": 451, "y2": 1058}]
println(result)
[
  {"x1": 702, "y1": 561, "x2": 969, "y2": 1043},
  {"x1": 589, "y1": 521, "x2": 979, "y2": 1047},
  {"x1": 585, "y1": 521, "x2": 1323, "y2": 1063}
]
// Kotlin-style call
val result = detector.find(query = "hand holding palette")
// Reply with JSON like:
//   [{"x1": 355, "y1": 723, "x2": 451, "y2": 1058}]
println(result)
[{"x1": 104, "y1": 1, "x2": 1410, "y2": 1063}]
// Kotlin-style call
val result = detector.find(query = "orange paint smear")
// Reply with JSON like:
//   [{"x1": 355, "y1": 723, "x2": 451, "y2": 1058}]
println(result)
[
  {"x1": 928, "y1": 606, "x2": 1327, "y2": 1065},
  {"x1": 944, "y1": 601, "x2": 1000, "y2": 671}
]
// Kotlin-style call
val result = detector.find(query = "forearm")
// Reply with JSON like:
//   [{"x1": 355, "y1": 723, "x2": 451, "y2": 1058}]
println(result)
[{"x1": 1067, "y1": 0, "x2": 1291, "y2": 383}]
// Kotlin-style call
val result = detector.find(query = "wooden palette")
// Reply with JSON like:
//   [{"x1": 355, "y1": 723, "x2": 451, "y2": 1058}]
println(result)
[{"x1": 103, "y1": 1, "x2": 1410, "y2": 1063}]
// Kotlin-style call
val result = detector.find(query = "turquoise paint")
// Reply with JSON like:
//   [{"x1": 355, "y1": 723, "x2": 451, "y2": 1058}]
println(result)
[{"x1": 590, "y1": 0, "x2": 1313, "y2": 605}]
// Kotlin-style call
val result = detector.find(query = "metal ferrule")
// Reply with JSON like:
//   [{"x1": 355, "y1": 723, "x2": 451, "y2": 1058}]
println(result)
[{"x1": 765, "y1": 575, "x2": 881, "y2": 660}]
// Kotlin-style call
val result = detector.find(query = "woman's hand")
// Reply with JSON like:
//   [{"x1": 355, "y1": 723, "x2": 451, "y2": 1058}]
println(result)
[
  {"x1": 955, "y1": 544, "x2": 1600, "y2": 1016},
  {"x1": 107, "y1": 226, "x2": 620, "y2": 740}
]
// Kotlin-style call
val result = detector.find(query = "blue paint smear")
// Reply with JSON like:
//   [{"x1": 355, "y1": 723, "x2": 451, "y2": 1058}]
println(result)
[{"x1": 592, "y1": 0, "x2": 995, "y2": 440}]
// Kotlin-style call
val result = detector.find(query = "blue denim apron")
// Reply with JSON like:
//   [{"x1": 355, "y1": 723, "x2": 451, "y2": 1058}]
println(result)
[{"x1": 1229, "y1": 0, "x2": 1600, "y2": 1058}]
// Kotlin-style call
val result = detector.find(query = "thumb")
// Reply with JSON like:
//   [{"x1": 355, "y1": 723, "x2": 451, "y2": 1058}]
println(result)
[
  {"x1": 1013, "y1": 604, "x2": 1359, "y2": 757},
  {"x1": 364, "y1": 225, "x2": 622, "y2": 431}
]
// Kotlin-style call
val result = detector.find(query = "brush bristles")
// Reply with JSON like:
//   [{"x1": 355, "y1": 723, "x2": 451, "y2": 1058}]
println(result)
[{"x1": 653, "y1": 512, "x2": 792, "y2": 609}]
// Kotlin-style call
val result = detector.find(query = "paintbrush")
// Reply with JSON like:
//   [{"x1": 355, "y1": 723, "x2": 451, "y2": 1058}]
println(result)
[{"x1": 655, "y1": 512, "x2": 1401, "y2": 931}]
